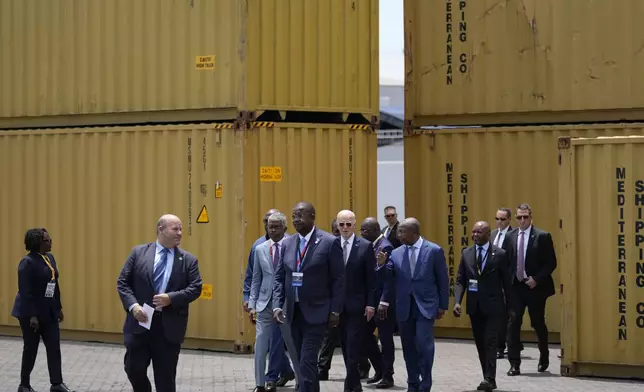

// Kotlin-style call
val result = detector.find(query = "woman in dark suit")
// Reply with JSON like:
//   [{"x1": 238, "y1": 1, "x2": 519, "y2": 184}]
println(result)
[{"x1": 11, "y1": 228, "x2": 75, "y2": 392}]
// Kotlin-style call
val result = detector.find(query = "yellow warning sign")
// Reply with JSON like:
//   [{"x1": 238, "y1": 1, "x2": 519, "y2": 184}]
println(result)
[
  {"x1": 196, "y1": 205, "x2": 209, "y2": 223},
  {"x1": 215, "y1": 182, "x2": 223, "y2": 198},
  {"x1": 260, "y1": 166, "x2": 283, "y2": 182},
  {"x1": 195, "y1": 55, "x2": 215, "y2": 70},
  {"x1": 199, "y1": 284, "x2": 213, "y2": 300}
]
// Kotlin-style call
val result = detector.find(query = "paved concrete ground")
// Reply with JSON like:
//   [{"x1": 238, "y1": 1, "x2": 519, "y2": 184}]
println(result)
[{"x1": 0, "y1": 336, "x2": 642, "y2": 392}]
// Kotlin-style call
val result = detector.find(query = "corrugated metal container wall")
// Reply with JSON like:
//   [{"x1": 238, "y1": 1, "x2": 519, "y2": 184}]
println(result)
[
  {"x1": 0, "y1": 124, "x2": 246, "y2": 351},
  {"x1": 0, "y1": 122, "x2": 378, "y2": 351},
  {"x1": 0, "y1": 0, "x2": 378, "y2": 128},
  {"x1": 403, "y1": 123, "x2": 644, "y2": 342},
  {"x1": 559, "y1": 135, "x2": 644, "y2": 379},
  {"x1": 404, "y1": 0, "x2": 644, "y2": 126}
]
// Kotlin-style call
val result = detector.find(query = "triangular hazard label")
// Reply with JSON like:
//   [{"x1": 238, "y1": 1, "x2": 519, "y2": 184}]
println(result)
[{"x1": 196, "y1": 205, "x2": 209, "y2": 223}]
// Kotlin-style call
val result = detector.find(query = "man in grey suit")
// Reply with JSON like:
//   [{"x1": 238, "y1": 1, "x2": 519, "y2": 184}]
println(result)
[
  {"x1": 249, "y1": 212, "x2": 300, "y2": 392},
  {"x1": 273, "y1": 201, "x2": 345, "y2": 392},
  {"x1": 116, "y1": 214, "x2": 203, "y2": 392}
]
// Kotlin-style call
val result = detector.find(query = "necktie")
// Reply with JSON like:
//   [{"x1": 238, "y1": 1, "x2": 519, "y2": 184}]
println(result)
[
  {"x1": 154, "y1": 248, "x2": 169, "y2": 294},
  {"x1": 494, "y1": 232, "x2": 501, "y2": 247},
  {"x1": 298, "y1": 237, "x2": 307, "y2": 271},
  {"x1": 273, "y1": 243, "x2": 280, "y2": 267},
  {"x1": 343, "y1": 240, "x2": 349, "y2": 264},
  {"x1": 517, "y1": 231, "x2": 526, "y2": 280},
  {"x1": 477, "y1": 246, "x2": 483, "y2": 274},
  {"x1": 409, "y1": 246, "x2": 417, "y2": 275}
]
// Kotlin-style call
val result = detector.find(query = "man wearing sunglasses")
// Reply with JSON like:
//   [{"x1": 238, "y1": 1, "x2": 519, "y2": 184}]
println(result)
[
  {"x1": 491, "y1": 208, "x2": 515, "y2": 359},
  {"x1": 381, "y1": 206, "x2": 402, "y2": 249},
  {"x1": 504, "y1": 204, "x2": 557, "y2": 376}
]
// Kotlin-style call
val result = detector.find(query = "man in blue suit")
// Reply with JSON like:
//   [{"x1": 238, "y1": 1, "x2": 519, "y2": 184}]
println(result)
[
  {"x1": 273, "y1": 201, "x2": 345, "y2": 392},
  {"x1": 244, "y1": 209, "x2": 296, "y2": 388},
  {"x1": 380, "y1": 218, "x2": 449, "y2": 392},
  {"x1": 360, "y1": 217, "x2": 396, "y2": 389}
]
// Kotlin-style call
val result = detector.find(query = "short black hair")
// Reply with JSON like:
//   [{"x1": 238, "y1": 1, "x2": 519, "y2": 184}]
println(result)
[
  {"x1": 24, "y1": 228, "x2": 48, "y2": 253},
  {"x1": 498, "y1": 208, "x2": 512, "y2": 219},
  {"x1": 517, "y1": 203, "x2": 532, "y2": 214}
]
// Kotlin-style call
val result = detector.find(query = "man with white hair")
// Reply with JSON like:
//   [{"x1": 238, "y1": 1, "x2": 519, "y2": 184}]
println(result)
[
  {"x1": 117, "y1": 214, "x2": 203, "y2": 392},
  {"x1": 336, "y1": 209, "x2": 377, "y2": 392}
]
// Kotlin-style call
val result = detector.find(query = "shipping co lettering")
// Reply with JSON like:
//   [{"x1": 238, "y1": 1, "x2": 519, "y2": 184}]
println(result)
[
  {"x1": 445, "y1": 0, "x2": 468, "y2": 85},
  {"x1": 635, "y1": 177, "x2": 644, "y2": 329},
  {"x1": 446, "y1": 163, "x2": 468, "y2": 298}
]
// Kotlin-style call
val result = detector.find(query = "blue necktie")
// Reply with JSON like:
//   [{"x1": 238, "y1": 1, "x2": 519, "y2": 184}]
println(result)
[
  {"x1": 154, "y1": 248, "x2": 169, "y2": 294},
  {"x1": 295, "y1": 237, "x2": 307, "y2": 302}
]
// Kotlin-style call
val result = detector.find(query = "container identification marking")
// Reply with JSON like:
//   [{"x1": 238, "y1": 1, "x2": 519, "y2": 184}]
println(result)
[
  {"x1": 260, "y1": 166, "x2": 282, "y2": 182},
  {"x1": 445, "y1": 0, "x2": 468, "y2": 85},
  {"x1": 196, "y1": 55, "x2": 215, "y2": 70}
]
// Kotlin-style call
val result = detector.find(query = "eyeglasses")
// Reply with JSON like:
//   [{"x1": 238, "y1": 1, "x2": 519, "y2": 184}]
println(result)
[
  {"x1": 495, "y1": 217, "x2": 507, "y2": 221},
  {"x1": 516, "y1": 215, "x2": 530, "y2": 220},
  {"x1": 338, "y1": 222, "x2": 353, "y2": 228},
  {"x1": 385, "y1": 214, "x2": 396, "y2": 218}
]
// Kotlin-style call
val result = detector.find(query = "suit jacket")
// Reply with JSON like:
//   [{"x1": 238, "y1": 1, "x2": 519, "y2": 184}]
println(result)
[
  {"x1": 454, "y1": 244, "x2": 513, "y2": 316},
  {"x1": 491, "y1": 226, "x2": 513, "y2": 253},
  {"x1": 116, "y1": 242, "x2": 203, "y2": 344},
  {"x1": 272, "y1": 228, "x2": 345, "y2": 325},
  {"x1": 382, "y1": 238, "x2": 449, "y2": 322},
  {"x1": 12, "y1": 252, "x2": 63, "y2": 320},
  {"x1": 382, "y1": 222, "x2": 402, "y2": 249},
  {"x1": 342, "y1": 236, "x2": 377, "y2": 314},
  {"x1": 505, "y1": 226, "x2": 557, "y2": 298},
  {"x1": 249, "y1": 234, "x2": 290, "y2": 313},
  {"x1": 243, "y1": 234, "x2": 269, "y2": 303},
  {"x1": 373, "y1": 236, "x2": 394, "y2": 304}
]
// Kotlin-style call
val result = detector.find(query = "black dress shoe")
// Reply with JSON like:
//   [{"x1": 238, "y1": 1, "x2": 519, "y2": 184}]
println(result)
[
  {"x1": 375, "y1": 378, "x2": 394, "y2": 389},
  {"x1": 50, "y1": 384, "x2": 74, "y2": 392},
  {"x1": 496, "y1": 351, "x2": 504, "y2": 359},
  {"x1": 476, "y1": 379, "x2": 495, "y2": 391},
  {"x1": 276, "y1": 373, "x2": 295, "y2": 387},
  {"x1": 538, "y1": 361, "x2": 549, "y2": 372},
  {"x1": 253, "y1": 387, "x2": 266, "y2": 392},
  {"x1": 359, "y1": 370, "x2": 369, "y2": 379},
  {"x1": 18, "y1": 386, "x2": 36, "y2": 392},
  {"x1": 318, "y1": 370, "x2": 329, "y2": 380},
  {"x1": 507, "y1": 365, "x2": 521, "y2": 376},
  {"x1": 265, "y1": 381, "x2": 276, "y2": 392},
  {"x1": 366, "y1": 373, "x2": 382, "y2": 384}
]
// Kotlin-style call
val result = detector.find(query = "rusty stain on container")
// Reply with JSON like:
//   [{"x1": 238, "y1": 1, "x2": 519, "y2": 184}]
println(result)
[
  {"x1": 559, "y1": 135, "x2": 644, "y2": 379},
  {"x1": 0, "y1": 0, "x2": 379, "y2": 128},
  {"x1": 404, "y1": 0, "x2": 644, "y2": 126},
  {"x1": 0, "y1": 122, "x2": 377, "y2": 350},
  {"x1": 404, "y1": 123, "x2": 644, "y2": 342}
]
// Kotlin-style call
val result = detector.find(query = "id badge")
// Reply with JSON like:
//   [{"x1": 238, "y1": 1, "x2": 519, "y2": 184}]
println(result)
[
  {"x1": 468, "y1": 279, "x2": 478, "y2": 292},
  {"x1": 292, "y1": 272, "x2": 303, "y2": 287},
  {"x1": 45, "y1": 282, "x2": 56, "y2": 298}
]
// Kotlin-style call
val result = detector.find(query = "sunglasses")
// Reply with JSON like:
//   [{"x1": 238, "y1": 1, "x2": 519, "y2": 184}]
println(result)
[
  {"x1": 338, "y1": 222, "x2": 353, "y2": 228},
  {"x1": 385, "y1": 214, "x2": 396, "y2": 218},
  {"x1": 516, "y1": 215, "x2": 530, "y2": 220}
]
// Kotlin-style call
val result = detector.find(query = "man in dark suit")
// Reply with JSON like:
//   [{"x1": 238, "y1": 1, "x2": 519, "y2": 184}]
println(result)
[
  {"x1": 117, "y1": 214, "x2": 203, "y2": 392},
  {"x1": 273, "y1": 202, "x2": 345, "y2": 392},
  {"x1": 336, "y1": 210, "x2": 377, "y2": 392},
  {"x1": 453, "y1": 221, "x2": 515, "y2": 392},
  {"x1": 505, "y1": 204, "x2": 557, "y2": 376},
  {"x1": 380, "y1": 218, "x2": 449, "y2": 392},
  {"x1": 381, "y1": 206, "x2": 402, "y2": 249},
  {"x1": 490, "y1": 207, "x2": 515, "y2": 358},
  {"x1": 360, "y1": 217, "x2": 396, "y2": 389}
]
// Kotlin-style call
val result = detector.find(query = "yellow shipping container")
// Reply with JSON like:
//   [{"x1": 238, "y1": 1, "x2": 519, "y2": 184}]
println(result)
[
  {"x1": 558, "y1": 135, "x2": 644, "y2": 379},
  {"x1": 0, "y1": 122, "x2": 376, "y2": 352},
  {"x1": 0, "y1": 0, "x2": 379, "y2": 129},
  {"x1": 404, "y1": 123, "x2": 644, "y2": 342},
  {"x1": 404, "y1": 0, "x2": 644, "y2": 127}
]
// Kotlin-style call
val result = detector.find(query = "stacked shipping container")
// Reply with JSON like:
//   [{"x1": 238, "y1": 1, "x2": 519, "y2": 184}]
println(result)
[
  {"x1": 0, "y1": 0, "x2": 379, "y2": 352},
  {"x1": 403, "y1": 0, "x2": 644, "y2": 377}
]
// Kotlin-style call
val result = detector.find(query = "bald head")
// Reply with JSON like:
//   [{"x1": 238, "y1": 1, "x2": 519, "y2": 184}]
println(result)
[
  {"x1": 360, "y1": 217, "x2": 381, "y2": 242},
  {"x1": 472, "y1": 221, "x2": 491, "y2": 245},
  {"x1": 157, "y1": 214, "x2": 182, "y2": 248},
  {"x1": 398, "y1": 217, "x2": 421, "y2": 245},
  {"x1": 292, "y1": 201, "x2": 316, "y2": 235},
  {"x1": 336, "y1": 210, "x2": 356, "y2": 240}
]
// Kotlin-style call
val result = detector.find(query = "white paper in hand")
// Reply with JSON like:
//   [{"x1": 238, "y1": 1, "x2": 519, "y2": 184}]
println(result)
[{"x1": 138, "y1": 304, "x2": 155, "y2": 330}]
